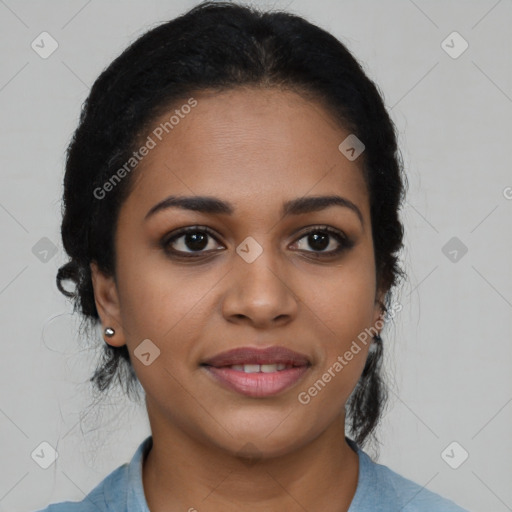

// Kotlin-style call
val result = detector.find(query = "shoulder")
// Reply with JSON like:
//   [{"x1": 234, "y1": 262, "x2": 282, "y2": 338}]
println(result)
[
  {"x1": 32, "y1": 435, "x2": 153, "y2": 512},
  {"x1": 349, "y1": 440, "x2": 470, "y2": 512},
  {"x1": 32, "y1": 462, "x2": 129, "y2": 512},
  {"x1": 372, "y1": 460, "x2": 469, "y2": 511}
]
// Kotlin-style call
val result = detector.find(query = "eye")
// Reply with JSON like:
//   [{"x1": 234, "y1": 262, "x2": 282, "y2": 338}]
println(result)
[
  {"x1": 162, "y1": 226, "x2": 224, "y2": 258},
  {"x1": 291, "y1": 225, "x2": 354, "y2": 257},
  {"x1": 161, "y1": 224, "x2": 354, "y2": 260}
]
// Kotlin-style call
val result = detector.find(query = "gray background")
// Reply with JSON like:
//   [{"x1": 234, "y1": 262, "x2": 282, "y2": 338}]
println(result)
[{"x1": 0, "y1": 1, "x2": 511, "y2": 511}]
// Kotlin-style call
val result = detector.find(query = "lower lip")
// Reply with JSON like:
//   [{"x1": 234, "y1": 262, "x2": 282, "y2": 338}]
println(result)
[{"x1": 203, "y1": 366, "x2": 310, "y2": 398}]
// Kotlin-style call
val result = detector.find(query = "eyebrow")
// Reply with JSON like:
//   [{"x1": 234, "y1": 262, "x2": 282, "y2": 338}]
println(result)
[{"x1": 144, "y1": 194, "x2": 364, "y2": 227}]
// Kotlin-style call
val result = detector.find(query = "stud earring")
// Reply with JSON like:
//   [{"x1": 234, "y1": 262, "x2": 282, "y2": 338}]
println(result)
[{"x1": 104, "y1": 327, "x2": 115, "y2": 337}]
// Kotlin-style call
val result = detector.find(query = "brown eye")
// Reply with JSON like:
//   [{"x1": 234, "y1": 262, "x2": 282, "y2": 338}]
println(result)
[
  {"x1": 162, "y1": 226, "x2": 224, "y2": 257},
  {"x1": 292, "y1": 226, "x2": 354, "y2": 256}
]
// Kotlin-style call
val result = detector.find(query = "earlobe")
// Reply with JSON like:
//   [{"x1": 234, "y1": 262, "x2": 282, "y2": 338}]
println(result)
[
  {"x1": 373, "y1": 291, "x2": 386, "y2": 335},
  {"x1": 89, "y1": 262, "x2": 126, "y2": 347}
]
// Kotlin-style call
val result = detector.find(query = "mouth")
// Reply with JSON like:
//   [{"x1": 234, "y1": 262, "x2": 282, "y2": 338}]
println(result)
[
  {"x1": 214, "y1": 363, "x2": 296, "y2": 372},
  {"x1": 200, "y1": 346, "x2": 311, "y2": 398}
]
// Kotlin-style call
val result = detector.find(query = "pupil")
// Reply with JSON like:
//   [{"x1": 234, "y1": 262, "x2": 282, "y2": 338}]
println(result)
[
  {"x1": 186, "y1": 232, "x2": 208, "y2": 251},
  {"x1": 309, "y1": 232, "x2": 328, "y2": 251},
  {"x1": 182, "y1": 231, "x2": 331, "y2": 252}
]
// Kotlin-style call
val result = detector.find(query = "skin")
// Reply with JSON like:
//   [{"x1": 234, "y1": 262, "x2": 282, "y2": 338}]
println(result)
[{"x1": 90, "y1": 86, "x2": 386, "y2": 512}]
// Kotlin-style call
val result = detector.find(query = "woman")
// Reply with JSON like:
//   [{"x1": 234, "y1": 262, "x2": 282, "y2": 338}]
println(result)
[{"x1": 37, "y1": 1, "x2": 469, "y2": 510}]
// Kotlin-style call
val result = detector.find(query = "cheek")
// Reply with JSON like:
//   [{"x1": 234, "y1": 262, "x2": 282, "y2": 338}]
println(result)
[
  {"x1": 115, "y1": 260, "x2": 225, "y2": 393},
  {"x1": 306, "y1": 257, "x2": 377, "y2": 344},
  {"x1": 300, "y1": 256, "x2": 376, "y2": 394},
  {"x1": 298, "y1": 282, "x2": 373, "y2": 414},
  {"x1": 116, "y1": 258, "x2": 214, "y2": 340}
]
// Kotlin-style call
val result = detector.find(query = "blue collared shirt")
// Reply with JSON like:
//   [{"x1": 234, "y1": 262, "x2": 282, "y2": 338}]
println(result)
[{"x1": 35, "y1": 435, "x2": 469, "y2": 511}]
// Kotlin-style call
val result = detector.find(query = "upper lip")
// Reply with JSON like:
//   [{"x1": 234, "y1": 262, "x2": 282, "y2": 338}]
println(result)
[{"x1": 201, "y1": 346, "x2": 311, "y2": 367}]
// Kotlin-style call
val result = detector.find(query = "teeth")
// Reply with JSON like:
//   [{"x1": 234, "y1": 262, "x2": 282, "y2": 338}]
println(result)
[
  {"x1": 227, "y1": 363, "x2": 292, "y2": 373},
  {"x1": 243, "y1": 364, "x2": 260, "y2": 373}
]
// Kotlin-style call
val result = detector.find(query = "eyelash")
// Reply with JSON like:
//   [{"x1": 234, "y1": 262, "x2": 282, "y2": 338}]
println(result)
[{"x1": 161, "y1": 225, "x2": 354, "y2": 260}]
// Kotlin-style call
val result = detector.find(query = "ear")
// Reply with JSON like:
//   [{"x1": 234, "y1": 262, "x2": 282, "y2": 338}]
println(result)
[
  {"x1": 90, "y1": 262, "x2": 126, "y2": 347},
  {"x1": 372, "y1": 287, "x2": 387, "y2": 335}
]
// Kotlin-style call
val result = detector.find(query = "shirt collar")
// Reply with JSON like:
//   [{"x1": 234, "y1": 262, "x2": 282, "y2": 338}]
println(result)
[
  {"x1": 346, "y1": 437, "x2": 374, "y2": 510},
  {"x1": 125, "y1": 435, "x2": 153, "y2": 511}
]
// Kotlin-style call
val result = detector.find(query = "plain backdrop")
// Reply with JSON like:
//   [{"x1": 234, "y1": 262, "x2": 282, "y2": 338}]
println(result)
[{"x1": 0, "y1": 1, "x2": 511, "y2": 511}]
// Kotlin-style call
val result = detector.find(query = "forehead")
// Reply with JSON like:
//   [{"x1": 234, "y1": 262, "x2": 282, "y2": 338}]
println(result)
[{"x1": 120, "y1": 87, "x2": 369, "y2": 220}]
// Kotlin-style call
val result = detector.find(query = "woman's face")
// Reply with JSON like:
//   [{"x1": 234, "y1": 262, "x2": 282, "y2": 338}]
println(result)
[{"x1": 91, "y1": 87, "x2": 384, "y2": 457}]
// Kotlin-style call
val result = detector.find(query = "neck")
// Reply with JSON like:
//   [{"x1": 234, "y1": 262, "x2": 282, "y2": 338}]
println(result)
[{"x1": 142, "y1": 405, "x2": 359, "y2": 512}]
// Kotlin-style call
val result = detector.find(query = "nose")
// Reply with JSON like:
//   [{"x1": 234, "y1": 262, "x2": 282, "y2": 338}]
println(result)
[{"x1": 221, "y1": 248, "x2": 299, "y2": 329}]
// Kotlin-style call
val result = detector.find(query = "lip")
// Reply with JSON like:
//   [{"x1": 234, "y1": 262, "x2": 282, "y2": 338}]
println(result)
[
  {"x1": 201, "y1": 346, "x2": 311, "y2": 398},
  {"x1": 201, "y1": 346, "x2": 311, "y2": 367}
]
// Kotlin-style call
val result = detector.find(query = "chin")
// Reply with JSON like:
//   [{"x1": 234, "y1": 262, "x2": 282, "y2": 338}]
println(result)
[{"x1": 206, "y1": 414, "x2": 315, "y2": 460}]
